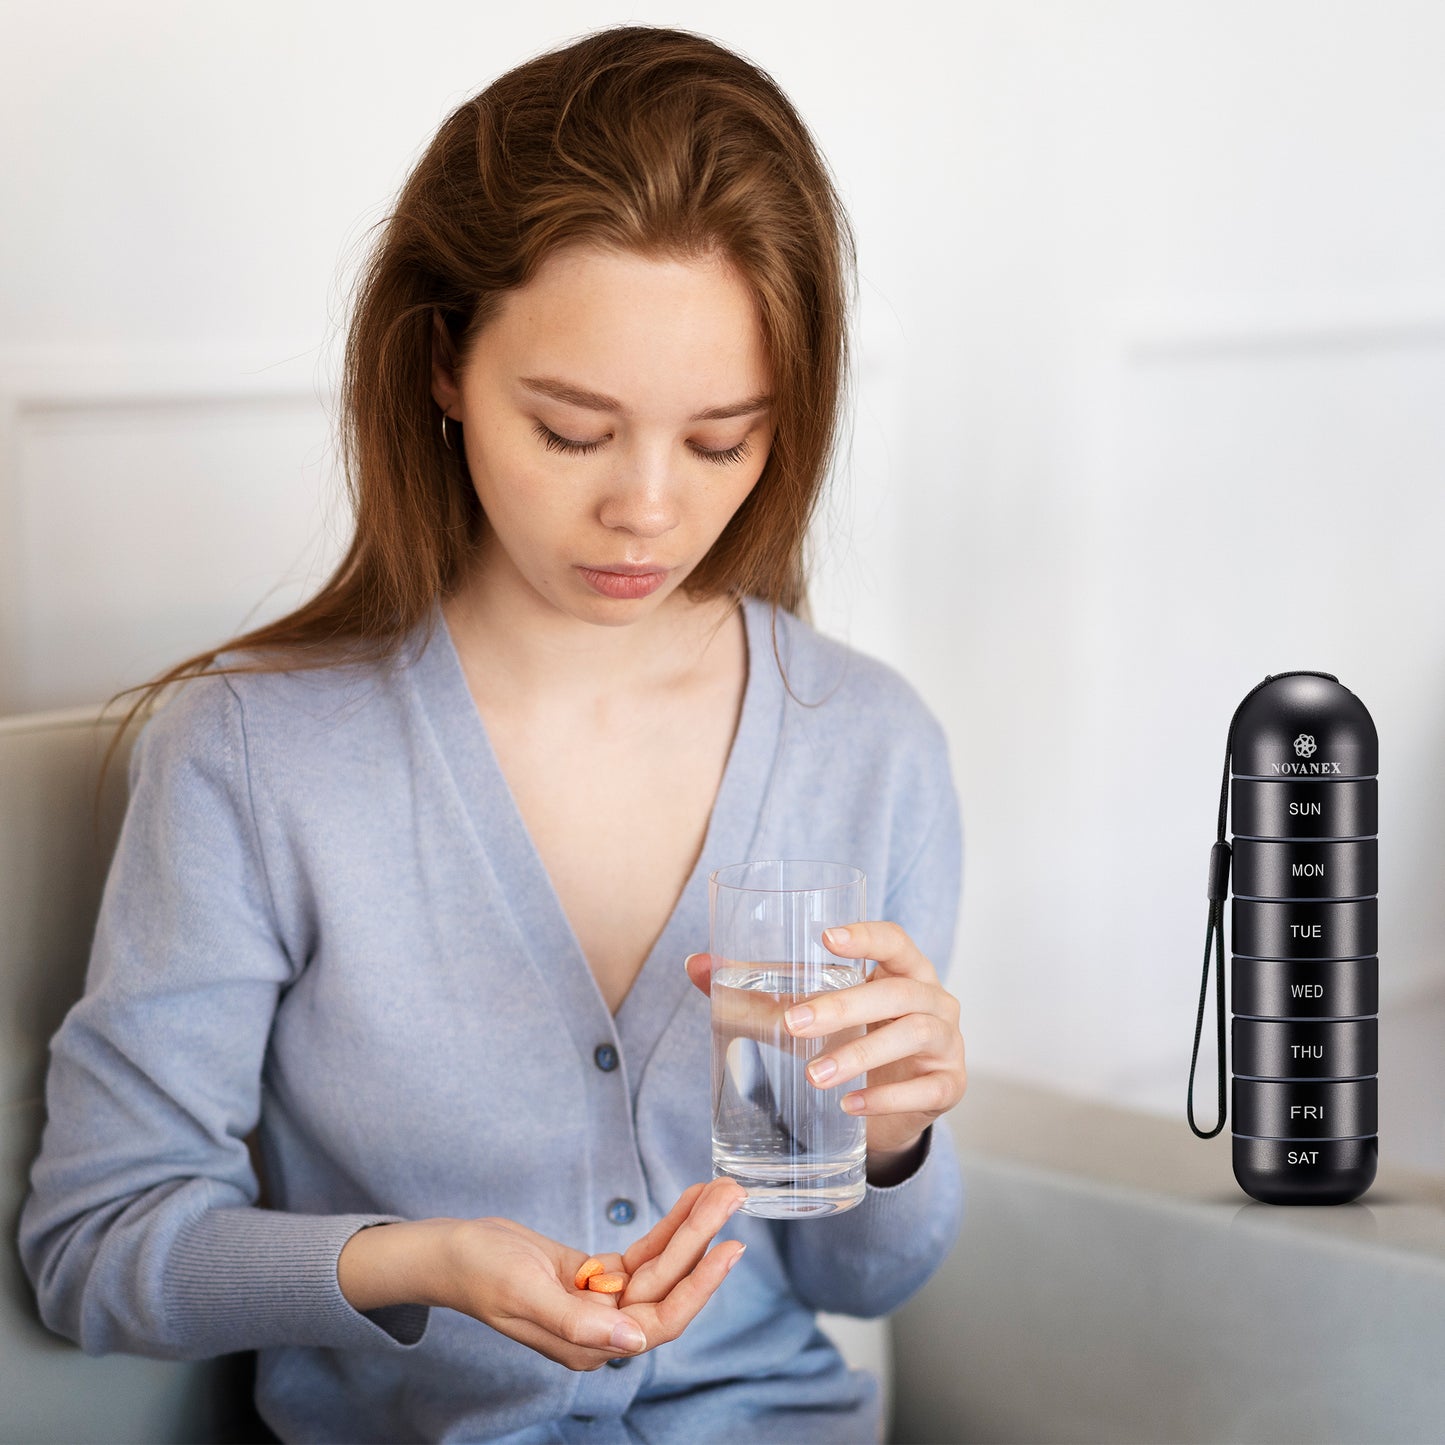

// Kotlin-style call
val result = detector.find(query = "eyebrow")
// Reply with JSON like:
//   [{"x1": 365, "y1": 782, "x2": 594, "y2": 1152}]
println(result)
[{"x1": 519, "y1": 375, "x2": 773, "y2": 422}]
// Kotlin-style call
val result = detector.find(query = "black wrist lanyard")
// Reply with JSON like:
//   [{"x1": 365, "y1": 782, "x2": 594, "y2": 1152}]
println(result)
[{"x1": 1186, "y1": 670, "x2": 1339, "y2": 1139}]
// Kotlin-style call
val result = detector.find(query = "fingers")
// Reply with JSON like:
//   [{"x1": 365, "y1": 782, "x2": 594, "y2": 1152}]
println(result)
[
  {"x1": 785, "y1": 974, "x2": 948, "y2": 1042},
  {"x1": 708, "y1": 970, "x2": 791, "y2": 1044},
  {"x1": 623, "y1": 1179, "x2": 746, "y2": 1303},
  {"x1": 820, "y1": 920, "x2": 937, "y2": 982},
  {"x1": 537, "y1": 1180, "x2": 747, "y2": 1365},
  {"x1": 683, "y1": 952, "x2": 715, "y2": 996},
  {"x1": 800, "y1": 1011, "x2": 958, "y2": 1091},
  {"x1": 841, "y1": 1067, "x2": 965, "y2": 1119},
  {"x1": 621, "y1": 1182, "x2": 706, "y2": 1274},
  {"x1": 463, "y1": 1210, "x2": 751, "y2": 1377},
  {"x1": 495, "y1": 1278, "x2": 649, "y2": 1372},
  {"x1": 622, "y1": 1237, "x2": 746, "y2": 1346}
]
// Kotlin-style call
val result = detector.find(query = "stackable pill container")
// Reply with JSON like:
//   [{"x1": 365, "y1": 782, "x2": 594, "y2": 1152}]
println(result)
[{"x1": 1228, "y1": 675, "x2": 1378, "y2": 1204}]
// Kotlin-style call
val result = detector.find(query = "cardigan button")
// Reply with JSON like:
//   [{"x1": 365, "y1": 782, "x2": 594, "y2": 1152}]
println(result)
[
  {"x1": 606, "y1": 1355, "x2": 631, "y2": 1369},
  {"x1": 606, "y1": 1197, "x2": 636, "y2": 1226},
  {"x1": 593, "y1": 1043, "x2": 619, "y2": 1072}
]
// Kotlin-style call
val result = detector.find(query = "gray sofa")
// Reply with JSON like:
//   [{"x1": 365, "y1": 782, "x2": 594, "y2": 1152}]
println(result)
[{"x1": 1, "y1": 702, "x2": 272, "y2": 1442}]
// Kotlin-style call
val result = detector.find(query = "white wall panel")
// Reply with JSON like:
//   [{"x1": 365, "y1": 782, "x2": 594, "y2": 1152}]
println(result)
[
  {"x1": 1, "y1": 371, "x2": 343, "y2": 712},
  {"x1": 1087, "y1": 316, "x2": 1445, "y2": 1113},
  {"x1": 5, "y1": 0, "x2": 1445, "y2": 1146}
]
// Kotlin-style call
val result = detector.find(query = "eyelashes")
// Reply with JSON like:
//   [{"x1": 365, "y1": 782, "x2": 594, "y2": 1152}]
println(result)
[{"x1": 532, "y1": 422, "x2": 751, "y2": 467}]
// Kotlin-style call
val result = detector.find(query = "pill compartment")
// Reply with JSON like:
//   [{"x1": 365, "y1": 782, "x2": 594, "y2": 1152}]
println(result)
[
  {"x1": 1232, "y1": 1077, "x2": 1377, "y2": 1140},
  {"x1": 1232, "y1": 897, "x2": 1377, "y2": 960},
  {"x1": 1231, "y1": 838, "x2": 1377, "y2": 901},
  {"x1": 1231, "y1": 1136, "x2": 1377, "y2": 1205},
  {"x1": 1231, "y1": 778, "x2": 1376, "y2": 840},
  {"x1": 1230, "y1": 956, "x2": 1378, "y2": 1020},
  {"x1": 1231, "y1": 1018, "x2": 1377, "y2": 1080}
]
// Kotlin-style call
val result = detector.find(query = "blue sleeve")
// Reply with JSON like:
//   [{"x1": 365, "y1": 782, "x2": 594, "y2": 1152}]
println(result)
[
  {"x1": 776, "y1": 709, "x2": 966, "y2": 1317},
  {"x1": 16, "y1": 676, "x2": 428, "y2": 1359}
]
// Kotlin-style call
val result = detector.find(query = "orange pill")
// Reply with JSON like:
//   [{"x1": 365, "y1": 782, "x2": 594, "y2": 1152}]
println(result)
[
  {"x1": 586, "y1": 1272, "x2": 627, "y2": 1294},
  {"x1": 574, "y1": 1257, "x2": 605, "y2": 1289}
]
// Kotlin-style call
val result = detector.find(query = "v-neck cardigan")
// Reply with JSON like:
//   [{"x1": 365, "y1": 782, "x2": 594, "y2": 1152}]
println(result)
[{"x1": 20, "y1": 592, "x2": 965, "y2": 1445}]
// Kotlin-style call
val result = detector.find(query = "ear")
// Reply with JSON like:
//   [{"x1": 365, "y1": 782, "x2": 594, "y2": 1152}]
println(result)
[{"x1": 430, "y1": 309, "x2": 463, "y2": 416}]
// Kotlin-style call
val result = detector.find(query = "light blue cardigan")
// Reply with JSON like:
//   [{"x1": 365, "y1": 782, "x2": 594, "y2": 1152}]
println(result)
[{"x1": 19, "y1": 592, "x2": 965, "y2": 1444}]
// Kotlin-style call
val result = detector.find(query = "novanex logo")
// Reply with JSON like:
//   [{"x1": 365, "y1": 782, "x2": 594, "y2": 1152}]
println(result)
[{"x1": 1272, "y1": 732, "x2": 1341, "y2": 774}]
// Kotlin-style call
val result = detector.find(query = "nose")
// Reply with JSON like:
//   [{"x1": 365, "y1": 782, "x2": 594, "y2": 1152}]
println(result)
[{"x1": 595, "y1": 440, "x2": 681, "y2": 538}]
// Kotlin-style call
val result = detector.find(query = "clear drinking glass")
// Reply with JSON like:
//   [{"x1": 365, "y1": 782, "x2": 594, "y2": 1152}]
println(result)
[{"x1": 708, "y1": 859, "x2": 868, "y2": 1218}]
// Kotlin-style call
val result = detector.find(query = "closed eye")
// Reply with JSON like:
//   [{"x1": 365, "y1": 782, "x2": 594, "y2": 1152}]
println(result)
[{"x1": 533, "y1": 422, "x2": 752, "y2": 467}]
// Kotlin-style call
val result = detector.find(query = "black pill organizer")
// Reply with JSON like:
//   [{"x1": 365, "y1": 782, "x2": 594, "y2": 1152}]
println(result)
[{"x1": 1188, "y1": 673, "x2": 1378, "y2": 1205}]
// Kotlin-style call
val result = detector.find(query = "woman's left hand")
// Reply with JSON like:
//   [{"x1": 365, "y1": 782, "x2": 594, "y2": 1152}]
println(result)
[{"x1": 685, "y1": 921, "x2": 966, "y2": 1180}]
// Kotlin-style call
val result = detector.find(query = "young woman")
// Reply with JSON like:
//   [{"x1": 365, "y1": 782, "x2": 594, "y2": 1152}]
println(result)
[{"x1": 20, "y1": 25, "x2": 967, "y2": 1443}]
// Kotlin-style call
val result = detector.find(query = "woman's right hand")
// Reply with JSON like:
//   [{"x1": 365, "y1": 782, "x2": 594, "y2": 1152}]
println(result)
[{"x1": 340, "y1": 1177, "x2": 748, "y2": 1371}]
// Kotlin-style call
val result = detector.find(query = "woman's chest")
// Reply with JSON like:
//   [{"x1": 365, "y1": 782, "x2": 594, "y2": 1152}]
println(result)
[{"x1": 479, "y1": 643, "x2": 746, "y2": 1015}]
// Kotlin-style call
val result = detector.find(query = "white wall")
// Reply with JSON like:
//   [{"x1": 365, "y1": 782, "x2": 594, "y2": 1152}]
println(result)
[{"x1": 4, "y1": 2, "x2": 1444, "y2": 1150}]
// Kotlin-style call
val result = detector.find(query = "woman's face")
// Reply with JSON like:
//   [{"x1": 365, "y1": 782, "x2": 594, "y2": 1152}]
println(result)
[{"x1": 433, "y1": 243, "x2": 775, "y2": 623}]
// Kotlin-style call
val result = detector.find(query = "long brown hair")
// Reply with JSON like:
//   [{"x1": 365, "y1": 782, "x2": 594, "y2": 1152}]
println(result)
[{"x1": 95, "y1": 24, "x2": 857, "y2": 809}]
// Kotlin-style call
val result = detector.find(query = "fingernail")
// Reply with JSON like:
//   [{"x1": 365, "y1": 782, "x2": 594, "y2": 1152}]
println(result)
[
  {"x1": 807, "y1": 1056, "x2": 837, "y2": 1084},
  {"x1": 725, "y1": 1244, "x2": 747, "y2": 1274},
  {"x1": 726, "y1": 1192, "x2": 747, "y2": 1218},
  {"x1": 824, "y1": 927, "x2": 850, "y2": 946},
  {"x1": 684, "y1": 953, "x2": 698, "y2": 966},
  {"x1": 611, "y1": 1320, "x2": 646, "y2": 1352},
  {"x1": 841, "y1": 1093, "x2": 864, "y2": 1113},
  {"x1": 784, "y1": 1005, "x2": 813, "y2": 1032}
]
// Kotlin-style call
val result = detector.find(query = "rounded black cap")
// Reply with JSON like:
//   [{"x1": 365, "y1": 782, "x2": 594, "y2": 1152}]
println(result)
[
  {"x1": 1232, "y1": 674, "x2": 1377, "y2": 779},
  {"x1": 1233, "y1": 1135, "x2": 1376, "y2": 1205}
]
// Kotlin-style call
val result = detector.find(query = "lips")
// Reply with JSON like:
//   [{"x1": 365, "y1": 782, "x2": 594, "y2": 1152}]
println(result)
[
  {"x1": 577, "y1": 566, "x2": 669, "y2": 599},
  {"x1": 584, "y1": 563, "x2": 669, "y2": 575}
]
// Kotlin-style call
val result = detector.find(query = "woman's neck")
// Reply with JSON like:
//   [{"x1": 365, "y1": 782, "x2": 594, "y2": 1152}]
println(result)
[{"x1": 440, "y1": 552, "x2": 740, "y2": 714}]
